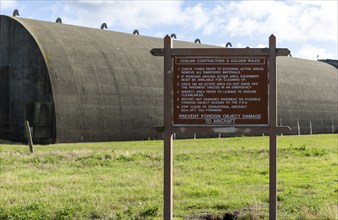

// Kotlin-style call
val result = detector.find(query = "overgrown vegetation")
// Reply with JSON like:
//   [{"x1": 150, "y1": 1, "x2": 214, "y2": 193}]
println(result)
[{"x1": 0, "y1": 134, "x2": 337, "y2": 219}]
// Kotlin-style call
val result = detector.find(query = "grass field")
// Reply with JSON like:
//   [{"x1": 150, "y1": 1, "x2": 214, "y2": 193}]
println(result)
[{"x1": 0, "y1": 134, "x2": 337, "y2": 219}]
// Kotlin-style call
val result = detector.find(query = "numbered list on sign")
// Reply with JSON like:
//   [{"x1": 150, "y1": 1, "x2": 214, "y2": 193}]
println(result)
[{"x1": 173, "y1": 57, "x2": 268, "y2": 125}]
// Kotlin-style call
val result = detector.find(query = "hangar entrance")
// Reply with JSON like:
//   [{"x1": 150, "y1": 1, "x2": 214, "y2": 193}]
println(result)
[
  {"x1": 24, "y1": 103, "x2": 53, "y2": 144},
  {"x1": 0, "y1": 65, "x2": 9, "y2": 138}
]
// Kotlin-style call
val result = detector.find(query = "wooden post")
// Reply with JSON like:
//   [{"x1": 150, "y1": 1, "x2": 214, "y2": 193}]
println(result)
[
  {"x1": 269, "y1": 34, "x2": 277, "y2": 220},
  {"x1": 24, "y1": 120, "x2": 34, "y2": 153},
  {"x1": 163, "y1": 35, "x2": 173, "y2": 220}
]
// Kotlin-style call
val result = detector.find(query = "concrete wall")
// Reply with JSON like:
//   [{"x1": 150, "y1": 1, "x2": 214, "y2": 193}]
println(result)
[
  {"x1": 277, "y1": 57, "x2": 337, "y2": 135},
  {"x1": 1, "y1": 16, "x2": 216, "y2": 143},
  {"x1": 0, "y1": 15, "x2": 337, "y2": 143}
]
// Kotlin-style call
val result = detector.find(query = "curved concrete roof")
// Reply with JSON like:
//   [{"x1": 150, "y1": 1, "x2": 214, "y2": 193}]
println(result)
[
  {"x1": 0, "y1": 16, "x2": 337, "y2": 142},
  {"x1": 7, "y1": 16, "x2": 216, "y2": 142},
  {"x1": 277, "y1": 56, "x2": 337, "y2": 133}
]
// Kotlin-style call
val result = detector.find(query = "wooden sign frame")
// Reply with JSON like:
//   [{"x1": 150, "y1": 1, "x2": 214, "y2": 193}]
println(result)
[{"x1": 150, "y1": 35, "x2": 291, "y2": 220}]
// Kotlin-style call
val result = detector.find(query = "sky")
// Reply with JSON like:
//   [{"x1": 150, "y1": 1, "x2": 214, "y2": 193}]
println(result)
[{"x1": 0, "y1": 0, "x2": 337, "y2": 60}]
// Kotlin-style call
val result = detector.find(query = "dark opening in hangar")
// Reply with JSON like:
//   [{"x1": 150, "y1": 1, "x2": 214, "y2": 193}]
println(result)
[{"x1": 0, "y1": 65, "x2": 9, "y2": 139}]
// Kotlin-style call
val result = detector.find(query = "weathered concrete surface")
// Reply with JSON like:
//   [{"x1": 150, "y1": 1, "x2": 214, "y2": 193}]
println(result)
[
  {"x1": 277, "y1": 57, "x2": 337, "y2": 135},
  {"x1": 0, "y1": 15, "x2": 337, "y2": 143}
]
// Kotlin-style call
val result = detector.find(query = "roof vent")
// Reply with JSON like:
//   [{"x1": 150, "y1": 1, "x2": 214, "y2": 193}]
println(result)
[
  {"x1": 170, "y1": 33, "x2": 177, "y2": 39},
  {"x1": 225, "y1": 42, "x2": 232, "y2": 48},
  {"x1": 101, "y1": 23, "x2": 108, "y2": 29},
  {"x1": 133, "y1": 29, "x2": 139, "y2": 35},
  {"x1": 55, "y1": 18, "x2": 62, "y2": 23},
  {"x1": 194, "y1": 39, "x2": 201, "y2": 44},
  {"x1": 12, "y1": 9, "x2": 20, "y2": 17}
]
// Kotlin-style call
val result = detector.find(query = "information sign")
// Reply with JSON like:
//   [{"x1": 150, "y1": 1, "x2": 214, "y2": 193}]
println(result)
[
  {"x1": 174, "y1": 56, "x2": 268, "y2": 125},
  {"x1": 150, "y1": 34, "x2": 291, "y2": 220}
]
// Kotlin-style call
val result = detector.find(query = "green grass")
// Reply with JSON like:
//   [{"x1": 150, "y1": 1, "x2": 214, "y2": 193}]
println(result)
[{"x1": 0, "y1": 134, "x2": 337, "y2": 219}]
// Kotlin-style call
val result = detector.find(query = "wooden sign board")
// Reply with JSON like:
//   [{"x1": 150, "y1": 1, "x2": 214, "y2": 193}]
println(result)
[
  {"x1": 174, "y1": 56, "x2": 268, "y2": 126},
  {"x1": 150, "y1": 35, "x2": 291, "y2": 220}
]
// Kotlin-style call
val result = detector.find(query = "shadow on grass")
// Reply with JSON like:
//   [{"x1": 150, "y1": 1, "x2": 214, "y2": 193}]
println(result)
[{"x1": 186, "y1": 211, "x2": 240, "y2": 220}]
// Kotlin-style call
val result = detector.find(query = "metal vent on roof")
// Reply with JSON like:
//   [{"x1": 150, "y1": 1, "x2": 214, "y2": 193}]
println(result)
[
  {"x1": 55, "y1": 18, "x2": 62, "y2": 23},
  {"x1": 101, "y1": 23, "x2": 107, "y2": 29},
  {"x1": 133, "y1": 29, "x2": 139, "y2": 35},
  {"x1": 225, "y1": 42, "x2": 232, "y2": 48},
  {"x1": 13, "y1": 9, "x2": 20, "y2": 17}
]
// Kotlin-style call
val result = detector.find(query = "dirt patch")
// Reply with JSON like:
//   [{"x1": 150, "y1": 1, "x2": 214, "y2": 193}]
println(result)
[{"x1": 186, "y1": 211, "x2": 240, "y2": 220}]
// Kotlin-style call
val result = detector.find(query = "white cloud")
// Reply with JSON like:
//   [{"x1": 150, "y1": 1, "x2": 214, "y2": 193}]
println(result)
[
  {"x1": 184, "y1": 3, "x2": 209, "y2": 31},
  {"x1": 3, "y1": 0, "x2": 336, "y2": 60},
  {"x1": 219, "y1": 42, "x2": 266, "y2": 49},
  {"x1": 236, "y1": 42, "x2": 244, "y2": 48},
  {"x1": 0, "y1": 0, "x2": 18, "y2": 12},
  {"x1": 61, "y1": 1, "x2": 185, "y2": 30},
  {"x1": 46, "y1": 1, "x2": 337, "y2": 45},
  {"x1": 295, "y1": 45, "x2": 336, "y2": 60},
  {"x1": 256, "y1": 43, "x2": 267, "y2": 48},
  {"x1": 198, "y1": 1, "x2": 337, "y2": 43}
]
